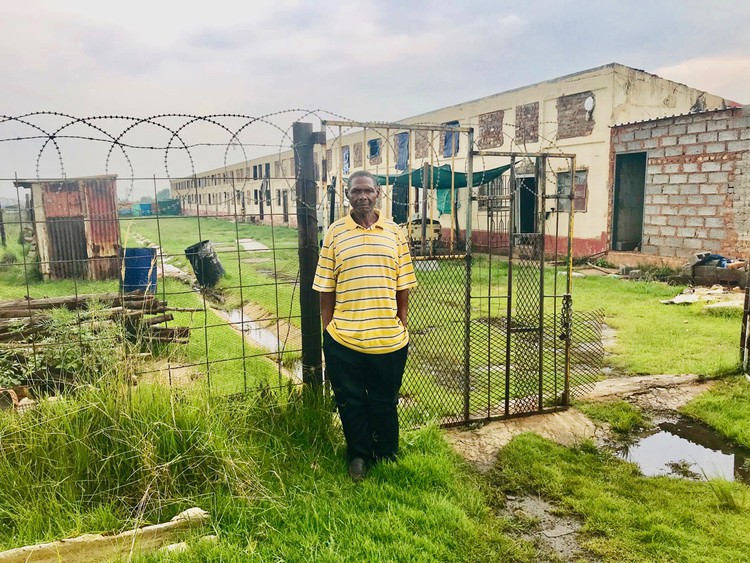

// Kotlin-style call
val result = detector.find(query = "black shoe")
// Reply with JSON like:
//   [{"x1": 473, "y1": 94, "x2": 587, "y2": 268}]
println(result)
[{"x1": 348, "y1": 458, "x2": 367, "y2": 482}]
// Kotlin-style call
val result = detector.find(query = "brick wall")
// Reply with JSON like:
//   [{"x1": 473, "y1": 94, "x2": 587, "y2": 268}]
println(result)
[
  {"x1": 516, "y1": 102, "x2": 539, "y2": 143},
  {"x1": 415, "y1": 131, "x2": 430, "y2": 158},
  {"x1": 353, "y1": 142, "x2": 363, "y2": 168},
  {"x1": 610, "y1": 108, "x2": 750, "y2": 259},
  {"x1": 478, "y1": 110, "x2": 504, "y2": 149},
  {"x1": 557, "y1": 92, "x2": 595, "y2": 139}
]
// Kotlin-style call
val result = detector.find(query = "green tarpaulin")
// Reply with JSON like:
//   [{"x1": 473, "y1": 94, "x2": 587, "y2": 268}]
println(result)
[
  {"x1": 373, "y1": 163, "x2": 511, "y2": 189},
  {"x1": 373, "y1": 164, "x2": 511, "y2": 216}
]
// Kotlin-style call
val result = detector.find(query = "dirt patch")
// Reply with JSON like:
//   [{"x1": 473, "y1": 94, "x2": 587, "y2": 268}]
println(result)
[
  {"x1": 445, "y1": 410, "x2": 597, "y2": 473},
  {"x1": 581, "y1": 373, "x2": 715, "y2": 412},
  {"x1": 503, "y1": 495, "x2": 594, "y2": 562}
]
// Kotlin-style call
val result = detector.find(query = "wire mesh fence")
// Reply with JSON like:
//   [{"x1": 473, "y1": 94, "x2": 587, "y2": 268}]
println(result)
[{"x1": 0, "y1": 112, "x2": 603, "y2": 428}]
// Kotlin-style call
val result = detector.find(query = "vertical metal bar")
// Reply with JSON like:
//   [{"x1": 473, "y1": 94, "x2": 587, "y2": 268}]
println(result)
[
  {"x1": 504, "y1": 156, "x2": 515, "y2": 417},
  {"x1": 421, "y1": 162, "x2": 429, "y2": 256},
  {"x1": 536, "y1": 156, "x2": 547, "y2": 410},
  {"x1": 0, "y1": 201, "x2": 6, "y2": 247},
  {"x1": 294, "y1": 122, "x2": 323, "y2": 386},
  {"x1": 338, "y1": 125, "x2": 344, "y2": 219},
  {"x1": 450, "y1": 145, "x2": 456, "y2": 252},
  {"x1": 742, "y1": 282, "x2": 750, "y2": 371},
  {"x1": 462, "y1": 128, "x2": 474, "y2": 422},
  {"x1": 563, "y1": 155, "x2": 576, "y2": 405}
]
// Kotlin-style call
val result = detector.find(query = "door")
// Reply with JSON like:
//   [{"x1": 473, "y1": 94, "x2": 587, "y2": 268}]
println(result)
[
  {"x1": 282, "y1": 190, "x2": 289, "y2": 223},
  {"x1": 517, "y1": 176, "x2": 537, "y2": 233},
  {"x1": 612, "y1": 153, "x2": 646, "y2": 251}
]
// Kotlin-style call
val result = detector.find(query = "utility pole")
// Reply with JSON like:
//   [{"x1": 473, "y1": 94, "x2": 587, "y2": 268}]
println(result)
[{"x1": 294, "y1": 122, "x2": 326, "y2": 386}]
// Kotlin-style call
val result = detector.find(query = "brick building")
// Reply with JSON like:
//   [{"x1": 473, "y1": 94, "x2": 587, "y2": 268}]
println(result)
[
  {"x1": 172, "y1": 63, "x2": 738, "y2": 256},
  {"x1": 610, "y1": 107, "x2": 750, "y2": 263}
]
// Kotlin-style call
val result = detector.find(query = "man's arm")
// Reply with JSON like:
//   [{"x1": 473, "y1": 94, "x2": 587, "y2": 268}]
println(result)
[
  {"x1": 320, "y1": 291, "x2": 336, "y2": 331},
  {"x1": 396, "y1": 289, "x2": 409, "y2": 328}
]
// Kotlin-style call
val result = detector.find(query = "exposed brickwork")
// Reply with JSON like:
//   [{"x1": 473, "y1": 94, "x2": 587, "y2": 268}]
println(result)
[
  {"x1": 353, "y1": 142, "x2": 363, "y2": 168},
  {"x1": 478, "y1": 110, "x2": 504, "y2": 149},
  {"x1": 610, "y1": 108, "x2": 750, "y2": 260},
  {"x1": 274, "y1": 160, "x2": 282, "y2": 178},
  {"x1": 557, "y1": 91, "x2": 595, "y2": 139},
  {"x1": 415, "y1": 131, "x2": 430, "y2": 158},
  {"x1": 515, "y1": 102, "x2": 539, "y2": 143}
]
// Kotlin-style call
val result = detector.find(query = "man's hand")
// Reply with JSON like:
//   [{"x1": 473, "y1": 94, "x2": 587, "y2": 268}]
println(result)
[
  {"x1": 319, "y1": 291, "x2": 335, "y2": 331},
  {"x1": 396, "y1": 289, "x2": 409, "y2": 329}
]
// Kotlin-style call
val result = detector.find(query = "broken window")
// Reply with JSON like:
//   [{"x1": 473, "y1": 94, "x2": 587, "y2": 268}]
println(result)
[
  {"x1": 556, "y1": 170, "x2": 588, "y2": 212},
  {"x1": 442, "y1": 121, "x2": 460, "y2": 157},
  {"x1": 368, "y1": 139, "x2": 381, "y2": 159},
  {"x1": 395, "y1": 132, "x2": 409, "y2": 170},
  {"x1": 342, "y1": 146, "x2": 351, "y2": 174}
]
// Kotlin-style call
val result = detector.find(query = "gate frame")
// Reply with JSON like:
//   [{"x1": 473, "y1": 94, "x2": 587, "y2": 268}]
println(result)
[{"x1": 314, "y1": 120, "x2": 580, "y2": 426}]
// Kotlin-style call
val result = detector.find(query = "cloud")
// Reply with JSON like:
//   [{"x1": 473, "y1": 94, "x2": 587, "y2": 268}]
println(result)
[{"x1": 656, "y1": 56, "x2": 750, "y2": 104}]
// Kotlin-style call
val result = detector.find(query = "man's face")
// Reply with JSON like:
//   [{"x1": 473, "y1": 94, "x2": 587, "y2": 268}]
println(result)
[{"x1": 347, "y1": 176, "x2": 380, "y2": 214}]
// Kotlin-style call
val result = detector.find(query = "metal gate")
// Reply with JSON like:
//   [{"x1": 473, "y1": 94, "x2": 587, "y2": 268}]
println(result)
[{"x1": 319, "y1": 121, "x2": 602, "y2": 427}]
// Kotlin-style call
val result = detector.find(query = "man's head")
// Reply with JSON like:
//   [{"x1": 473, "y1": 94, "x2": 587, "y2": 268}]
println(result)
[{"x1": 346, "y1": 170, "x2": 380, "y2": 216}]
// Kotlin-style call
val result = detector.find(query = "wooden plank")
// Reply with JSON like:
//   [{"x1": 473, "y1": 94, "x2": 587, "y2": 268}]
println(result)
[{"x1": 0, "y1": 508, "x2": 209, "y2": 563}]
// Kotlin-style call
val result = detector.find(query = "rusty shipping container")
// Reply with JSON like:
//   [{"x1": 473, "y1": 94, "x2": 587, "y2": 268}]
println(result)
[{"x1": 15, "y1": 175, "x2": 122, "y2": 281}]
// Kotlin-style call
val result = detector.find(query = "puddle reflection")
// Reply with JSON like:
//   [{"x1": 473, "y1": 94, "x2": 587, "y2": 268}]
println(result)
[{"x1": 617, "y1": 416, "x2": 749, "y2": 484}]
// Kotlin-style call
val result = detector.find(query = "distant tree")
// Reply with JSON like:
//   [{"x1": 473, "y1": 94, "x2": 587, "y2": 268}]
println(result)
[
  {"x1": 156, "y1": 189, "x2": 171, "y2": 201},
  {"x1": 139, "y1": 196, "x2": 154, "y2": 204}
]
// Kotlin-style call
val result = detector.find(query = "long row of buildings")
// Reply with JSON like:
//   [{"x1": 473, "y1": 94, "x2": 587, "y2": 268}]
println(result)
[{"x1": 170, "y1": 63, "x2": 749, "y2": 263}]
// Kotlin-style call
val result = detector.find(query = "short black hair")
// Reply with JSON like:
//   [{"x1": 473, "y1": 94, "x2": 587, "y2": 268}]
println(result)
[{"x1": 346, "y1": 170, "x2": 379, "y2": 189}]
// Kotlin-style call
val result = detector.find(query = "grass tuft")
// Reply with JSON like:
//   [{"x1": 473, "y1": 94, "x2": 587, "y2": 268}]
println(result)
[{"x1": 576, "y1": 399, "x2": 651, "y2": 434}]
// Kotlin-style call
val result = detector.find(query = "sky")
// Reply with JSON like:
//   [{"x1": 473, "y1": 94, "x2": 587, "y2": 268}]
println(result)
[{"x1": 1, "y1": 0, "x2": 749, "y2": 199}]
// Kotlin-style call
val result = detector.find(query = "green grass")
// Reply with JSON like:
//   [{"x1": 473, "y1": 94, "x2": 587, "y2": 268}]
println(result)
[
  {"x1": 489, "y1": 433, "x2": 750, "y2": 562},
  {"x1": 576, "y1": 399, "x2": 651, "y2": 434},
  {"x1": 682, "y1": 376, "x2": 750, "y2": 449},
  {"x1": 571, "y1": 275, "x2": 740, "y2": 376},
  {"x1": 154, "y1": 278, "x2": 282, "y2": 395},
  {"x1": 0, "y1": 384, "x2": 536, "y2": 562}
]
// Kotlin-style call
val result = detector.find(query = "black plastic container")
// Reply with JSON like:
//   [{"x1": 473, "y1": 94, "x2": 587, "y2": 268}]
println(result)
[{"x1": 184, "y1": 240, "x2": 225, "y2": 287}]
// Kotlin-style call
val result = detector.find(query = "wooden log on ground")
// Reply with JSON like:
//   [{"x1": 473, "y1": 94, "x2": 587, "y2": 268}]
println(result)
[
  {"x1": 0, "y1": 293, "x2": 159, "y2": 312},
  {"x1": 0, "y1": 507, "x2": 210, "y2": 563}
]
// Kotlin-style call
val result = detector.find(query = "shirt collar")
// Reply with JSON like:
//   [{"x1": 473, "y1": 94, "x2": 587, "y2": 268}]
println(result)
[{"x1": 345, "y1": 210, "x2": 384, "y2": 230}]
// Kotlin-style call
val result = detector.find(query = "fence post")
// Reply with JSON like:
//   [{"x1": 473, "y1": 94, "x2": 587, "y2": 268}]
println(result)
[{"x1": 294, "y1": 122, "x2": 324, "y2": 386}]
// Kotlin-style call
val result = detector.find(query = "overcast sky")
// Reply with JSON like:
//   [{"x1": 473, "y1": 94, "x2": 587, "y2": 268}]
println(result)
[{"x1": 1, "y1": 0, "x2": 749, "y2": 199}]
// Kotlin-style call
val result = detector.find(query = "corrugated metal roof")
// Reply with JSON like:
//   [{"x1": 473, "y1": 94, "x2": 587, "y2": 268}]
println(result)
[{"x1": 611, "y1": 105, "x2": 746, "y2": 129}]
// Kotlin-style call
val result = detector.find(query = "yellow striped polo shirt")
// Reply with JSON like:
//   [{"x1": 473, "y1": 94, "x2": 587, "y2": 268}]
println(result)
[{"x1": 313, "y1": 211, "x2": 417, "y2": 354}]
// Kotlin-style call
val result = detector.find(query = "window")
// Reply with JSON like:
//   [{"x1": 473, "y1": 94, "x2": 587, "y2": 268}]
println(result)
[
  {"x1": 443, "y1": 120, "x2": 460, "y2": 157},
  {"x1": 265, "y1": 163, "x2": 271, "y2": 178},
  {"x1": 556, "y1": 170, "x2": 588, "y2": 212},
  {"x1": 342, "y1": 146, "x2": 351, "y2": 174},
  {"x1": 395, "y1": 132, "x2": 409, "y2": 170},
  {"x1": 477, "y1": 178, "x2": 507, "y2": 210},
  {"x1": 367, "y1": 139, "x2": 381, "y2": 159},
  {"x1": 253, "y1": 165, "x2": 258, "y2": 180},
  {"x1": 277, "y1": 190, "x2": 281, "y2": 206},
  {"x1": 253, "y1": 189, "x2": 259, "y2": 205},
  {"x1": 265, "y1": 189, "x2": 272, "y2": 207}
]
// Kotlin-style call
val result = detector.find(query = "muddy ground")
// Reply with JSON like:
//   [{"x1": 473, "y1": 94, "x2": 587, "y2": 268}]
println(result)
[{"x1": 445, "y1": 373, "x2": 715, "y2": 561}]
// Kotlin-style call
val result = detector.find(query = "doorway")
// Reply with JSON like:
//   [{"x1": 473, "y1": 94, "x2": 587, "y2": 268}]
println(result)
[
  {"x1": 517, "y1": 176, "x2": 537, "y2": 234},
  {"x1": 612, "y1": 152, "x2": 646, "y2": 251}
]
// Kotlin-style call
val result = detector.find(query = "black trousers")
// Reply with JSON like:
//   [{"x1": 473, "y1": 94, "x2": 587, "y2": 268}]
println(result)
[{"x1": 323, "y1": 330, "x2": 408, "y2": 463}]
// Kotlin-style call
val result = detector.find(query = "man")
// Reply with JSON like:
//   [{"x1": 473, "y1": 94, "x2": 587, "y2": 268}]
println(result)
[{"x1": 313, "y1": 170, "x2": 417, "y2": 481}]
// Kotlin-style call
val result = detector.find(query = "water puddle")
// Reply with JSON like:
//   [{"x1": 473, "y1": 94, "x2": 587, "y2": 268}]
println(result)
[
  {"x1": 227, "y1": 309, "x2": 302, "y2": 380},
  {"x1": 617, "y1": 415, "x2": 750, "y2": 484}
]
